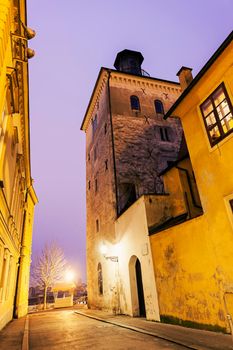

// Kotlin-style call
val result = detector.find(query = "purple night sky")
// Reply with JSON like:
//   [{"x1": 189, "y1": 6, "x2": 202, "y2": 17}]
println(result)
[{"x1": 27, "y1": 0, "x2": 233, "y2": 282}]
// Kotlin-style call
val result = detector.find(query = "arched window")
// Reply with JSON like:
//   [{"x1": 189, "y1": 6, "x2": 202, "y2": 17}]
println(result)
[
  {"x1": 97, "y1": 263, "x2": 103, "y2": 295},
  {"x1": 154, "y1": 100, "x2": 164, "y2": 114},
  {"x1": 130, "y1": 95, "x2": 140, "y2": 111}
]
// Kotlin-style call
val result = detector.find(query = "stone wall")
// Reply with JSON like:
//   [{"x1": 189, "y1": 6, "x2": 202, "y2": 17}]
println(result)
[
  {"x1": 85, "y1": 69, "x2": 183, "y2": 312},
  {"x1": 85, "y1": 82, "x2": 117, "y2": 309},
  {"x1": 110, "y1": 75, "x2": 183, "y2": 214}
]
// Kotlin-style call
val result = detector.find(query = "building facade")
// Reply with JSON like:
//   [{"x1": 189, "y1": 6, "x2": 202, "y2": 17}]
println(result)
[
  {"x1": 81, "y1": 50, "x2": 183, "y2": 319},
  {"x1": 149, "y1": 31, "x2": 233, "y2": 332},
  {"x1": 0, "y1": 0, "x2": 37, "y2": 329}
]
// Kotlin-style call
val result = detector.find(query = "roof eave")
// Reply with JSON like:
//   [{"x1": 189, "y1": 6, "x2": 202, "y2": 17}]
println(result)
[{"x1": 164, "y1": 30, "x2": 233, "y2": 119}]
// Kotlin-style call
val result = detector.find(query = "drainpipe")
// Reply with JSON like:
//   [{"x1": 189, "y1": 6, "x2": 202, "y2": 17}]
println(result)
[
  {"x1": 107, "y1": 70, "x2": 119, "y2": 216},
  {"x1": 13, "y1": 191, "x2": 28, "y2": 318}
]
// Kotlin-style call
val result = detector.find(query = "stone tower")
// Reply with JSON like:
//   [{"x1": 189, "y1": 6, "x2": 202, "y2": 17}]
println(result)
[{"x1": 81, "y1": 49, "x2": 183, "y2": 313}]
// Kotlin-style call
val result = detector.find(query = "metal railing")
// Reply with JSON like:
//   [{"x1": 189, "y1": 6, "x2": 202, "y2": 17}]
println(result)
[{"x1": 141, "y1": 69, "x2": 150, "y2": 77}]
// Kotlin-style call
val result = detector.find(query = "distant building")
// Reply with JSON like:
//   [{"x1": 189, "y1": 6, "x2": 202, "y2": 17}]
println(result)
[
  {"x1": 52, "y1": 282, "x2": 76, "y2": 308},
  {"x1": 0, "y1": 0, "x2": 37, "y2": 329},
  {"x1": 149, "y1": 31, "x2": 233, "y2": 332},
  {"x1": 81, "y1": 49, "x2": 183, "y2": 319}
]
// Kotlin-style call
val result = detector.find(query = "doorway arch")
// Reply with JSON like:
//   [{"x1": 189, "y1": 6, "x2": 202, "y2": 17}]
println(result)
[{"x1": 129, "y1": 255, "x2": 146, "y2": 317}]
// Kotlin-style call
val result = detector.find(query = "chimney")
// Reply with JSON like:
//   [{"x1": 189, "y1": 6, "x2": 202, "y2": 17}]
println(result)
[{"x1": 176, "y1": 66, "x2": 193, "y2": 91}]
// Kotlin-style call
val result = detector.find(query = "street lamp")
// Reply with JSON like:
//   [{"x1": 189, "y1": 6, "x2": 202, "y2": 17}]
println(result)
[{"x1": 65, "y1": 270, "x2": 75, "y2": 282}]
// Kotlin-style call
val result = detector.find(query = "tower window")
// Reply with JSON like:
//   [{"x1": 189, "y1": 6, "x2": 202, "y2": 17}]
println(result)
[
  {"x1": 200, "y1": 83, "x2": 233, "y2": 146},
  {"x1": 230, "y1": 199, "x2": 233, "y2": 213},
  {"x1": 155, "y1": 100, "x2": 164, "y2": 115},
  {"x1": 88, "y1": 180, "x2": 91, "y2": 190},
  {"x1": 130, "y1": 95, "x2": 140, "y2": 111},
  {"x1": 92, "y1": 115, "x2": 98, "y2": 137},
  {"x1": 105, "y1": 159, "x2": 108, "y2": 171},
  {"x1": 96, "y1": 219, "x2": 99, "y2": 232},
  {"x1": 104, "y1": 123, "x2": 107, "y2": 134},
  {"x1": 160, "y1": 127, "x2": 170, "y2": 142},
  {"x1": 95, "y1": 178, "x2": 98, "y2": 192},
  {"x1": 94, "y1": 146, "x2": 97, "y2": 161},
  {"x1": 97, "y1": 263, "x2": 103, "y2": 295}
]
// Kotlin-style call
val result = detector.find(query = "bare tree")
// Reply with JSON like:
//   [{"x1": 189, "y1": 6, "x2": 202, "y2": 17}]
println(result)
[{"x1": 31, "y1": 243, "x2": 67, "y2": 309}]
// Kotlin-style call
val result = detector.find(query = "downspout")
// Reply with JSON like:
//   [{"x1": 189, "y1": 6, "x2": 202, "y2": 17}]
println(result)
[
  {"x1": 107, "y1": 70, "x2": 119, "y2": 216},
  {"x1": 13, "y1": 191, "x2": 28, "y2": 318}
]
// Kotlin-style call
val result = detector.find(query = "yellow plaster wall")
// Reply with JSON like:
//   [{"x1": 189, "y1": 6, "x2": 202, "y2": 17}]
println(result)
[
  {"x1": 150, "y1": 39, "x2": 233, "y2": 331},
  {"x1": 0, "y1": 0, "x2": 37, "y2": 329},
  {"x1": 16, "y1": 189, "x2": 37, "y2": 317}
]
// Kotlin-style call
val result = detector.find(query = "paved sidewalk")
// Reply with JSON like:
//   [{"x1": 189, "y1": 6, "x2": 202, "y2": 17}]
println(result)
[
  {"x1": 0, "y1": 316, "x2": 26, "y2": 350},
  {"x1": 75, "y1": 309, "x2": 233, "y2": 350}
]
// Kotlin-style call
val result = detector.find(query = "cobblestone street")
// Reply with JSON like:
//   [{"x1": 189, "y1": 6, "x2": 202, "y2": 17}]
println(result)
[{"x1": 29, "y1": 310, "x2": 189, "y2": 350}]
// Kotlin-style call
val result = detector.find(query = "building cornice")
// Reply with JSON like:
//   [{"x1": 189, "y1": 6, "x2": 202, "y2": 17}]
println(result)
[
  {"x1": 109, "y1": 69, "x2": 180, "y2": 88},
  {"x1": 27, "y1": 183, "x2": 38, "y2": 205},
  {"x1": 80, "y1": 68, "x2": 181, "y2": 132},
  {"x1": 80, "y1": 68, "x2": 109, "y2": 132},
  {"x1": 164, "y1": 30, "x2": 233, "y2": 119}
]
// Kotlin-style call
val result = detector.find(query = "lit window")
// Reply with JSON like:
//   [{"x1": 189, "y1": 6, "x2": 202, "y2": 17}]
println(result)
[
  {"x1": 155, "y1": 100, "x2": 164, "y2": 115},
  {"x1": 97, "y1": 263, "x2": 103, "y2": 295},
  {"x1": 130, "y1": 95, "x2": 140, "y2": 111},
  {"x1": 200, "y1": 83, "x2": 233, "y2": 146}
]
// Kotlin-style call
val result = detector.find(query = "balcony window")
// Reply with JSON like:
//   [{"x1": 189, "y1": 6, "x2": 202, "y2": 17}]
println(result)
[{"x1": 200, "y1": 83, "x2": 233, "y2": 146}]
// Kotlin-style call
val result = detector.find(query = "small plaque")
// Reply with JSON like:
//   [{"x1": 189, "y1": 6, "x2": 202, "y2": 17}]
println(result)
[{"x1": 141, "y1": 243, "x2": 148, "y2": 256}]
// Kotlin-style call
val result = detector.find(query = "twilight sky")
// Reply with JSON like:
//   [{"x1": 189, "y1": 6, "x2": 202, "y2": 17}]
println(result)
[{"x1": 27, "y1": 0, "x2": 233, "y2": 282}]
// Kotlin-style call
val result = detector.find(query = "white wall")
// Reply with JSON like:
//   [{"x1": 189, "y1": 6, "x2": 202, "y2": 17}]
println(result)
[{"x1": 113, "y1": 196, "x2": 160, "y2": 321}]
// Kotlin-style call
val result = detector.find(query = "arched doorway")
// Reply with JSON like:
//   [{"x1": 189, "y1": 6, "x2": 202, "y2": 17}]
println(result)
[
  {"x1": 129, "y1": 255, "x2": 146, "y2": 317},
  {"x1": 135, "y1": 258, "x2": 146, "y2": 316}
]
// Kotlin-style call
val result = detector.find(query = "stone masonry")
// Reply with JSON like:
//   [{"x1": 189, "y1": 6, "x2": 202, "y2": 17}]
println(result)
[{"x1": 82, "y1": 57, "x2": 183, "y2": 312}]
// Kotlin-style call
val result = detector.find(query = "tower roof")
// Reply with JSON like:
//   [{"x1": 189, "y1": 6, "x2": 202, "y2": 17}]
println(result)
[{"x1": 114, "y1": 49, "x2": 144, "y2": 69}]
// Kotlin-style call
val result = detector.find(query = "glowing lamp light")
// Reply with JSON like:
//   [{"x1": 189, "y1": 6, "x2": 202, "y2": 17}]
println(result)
[
  {"x1": 100, "y1": 242, "x2": 118, "y2": 262},
  {"x1": 100, "y1": 243, "x2": 108, "y2": 256},
  {"x1": 65, "y1": 270, "x2": 75, "y2": 282}
]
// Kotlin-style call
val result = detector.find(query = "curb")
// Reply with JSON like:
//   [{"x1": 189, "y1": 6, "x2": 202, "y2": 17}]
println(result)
[
  {"x1": 75, "y1": 311, "x2": 203, "y2": 350},
  {"x1": 21, "y1": 315, "x2": 29, "y2": 350}
]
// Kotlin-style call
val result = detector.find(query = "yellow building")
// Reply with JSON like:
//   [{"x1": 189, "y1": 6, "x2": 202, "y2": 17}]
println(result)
[
  {"x1": 149, "y1": 31, "x2": 233, "y2": 332},
  {"x1": 0, "y1": 0, "x2": 37, "y2": 329}
]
